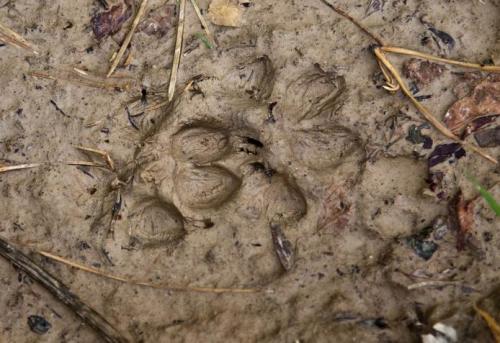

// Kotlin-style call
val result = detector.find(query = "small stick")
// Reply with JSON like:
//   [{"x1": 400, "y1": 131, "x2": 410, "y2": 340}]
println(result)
[
  {"x1": 106, "y1": 0, "x2": 148, "y2": 77},
  {"x1": 0, "y1": 237, "x2": 127, "y2": 343},
  {"x1": 374, "y1": 48, "x2": 498, "y2": 164},
  {"x1": 380, "y1": 46, "x2": 500, "y2": 73},
  {"x1": 319, "y1": 0, "x2": 384, "y2": 46},
  {"x1": 0, "y1": 163, "x2": 41, "y2": 173},
  {"x1": 0, "y1": 22, "x2": 39, "y2": 55},
  {"x1": 189, "y1": 0, "x2": 217, "y2": 48},
  {"x1": 168, "y1": 0, "x2": 187, "y2": 102},
  {"x1": 76, "y1": 146, "x2": 116, "y2": 171},
  {"x1": 38, "y1": 250, "x2": 263, "y2": 294}
]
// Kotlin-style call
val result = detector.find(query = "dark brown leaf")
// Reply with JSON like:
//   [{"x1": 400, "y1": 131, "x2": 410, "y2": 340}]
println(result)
[
  {"x1": 474, "y1": 126, "x2": 500, "y2": 147},
  {"x1": 91, "y1": 3, "x2": 132, "y2": 40},
  {"x1": 463, "y1": 115, "x2": 498, "y2": 137},
  {"x1": 429, "y1": 27, "x2": 455, "y2": 50},
  {"x1": 428, "y1": 143, "x2": 465, "y2": 168}
]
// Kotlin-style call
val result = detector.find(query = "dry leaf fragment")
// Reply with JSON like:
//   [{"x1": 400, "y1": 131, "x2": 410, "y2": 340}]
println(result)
[
  {"x1": 444, "y1": 80, "x2": 500, "y2": 135},
  {"x1": 403, "y1": 58, "x2": 445, "y2": 86},
  {"x1": 208, "y1": 0, "x2": 242, "y2": 27},
  {"x1": 448, "y1": 190, "x2": 474, "y2": 251}
]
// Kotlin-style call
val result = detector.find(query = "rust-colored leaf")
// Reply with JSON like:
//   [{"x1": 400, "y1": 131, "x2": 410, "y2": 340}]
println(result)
[
  {"x1": 449, "y1": 191, "x2": 474, "y2": 251},
  {"x1": 444, "y1": 80, "x2": 500, "y2": 135}
]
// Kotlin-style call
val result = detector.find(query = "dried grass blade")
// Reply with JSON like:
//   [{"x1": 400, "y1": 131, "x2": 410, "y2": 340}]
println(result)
[
  {"x1": 167, "y1": 0, "x2": 187, "y2": 102},
  {"x1": 0, "y1": 163, "x2": 41, "y2": 173},
  {"x1": 106, "y1": 0, "x2": 148, "y2": 77}
]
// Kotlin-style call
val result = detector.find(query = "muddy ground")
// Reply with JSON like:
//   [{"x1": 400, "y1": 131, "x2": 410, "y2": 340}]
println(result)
[{"x1": 0, "y1": 0, "x2": 499, "y2": 342}]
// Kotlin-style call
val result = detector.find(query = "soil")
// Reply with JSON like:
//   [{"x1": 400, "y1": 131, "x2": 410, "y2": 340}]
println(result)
[{"x1": 0, "y1": 0, "x2": 499, "y2": 342}]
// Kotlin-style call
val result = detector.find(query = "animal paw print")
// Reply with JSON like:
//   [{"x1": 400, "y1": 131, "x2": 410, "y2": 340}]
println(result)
[{"x1": 105, "y1": 52, "x2": 362, "y2": 274}]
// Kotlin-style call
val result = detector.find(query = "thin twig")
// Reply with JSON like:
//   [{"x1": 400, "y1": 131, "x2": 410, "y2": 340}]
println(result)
[
  {"x1": 38, "y1": 250, "x2": 264, "y2": 294},
  {"x1": 189, "y1": 0, "x2": 217, "y2": 48},
  {"x1": 0, "y1": 22, "x2": 39, "y2": 55},
  {"x1": 0, "y1": 237, "x2": 127, "y2": 343},
  {"x1": 107, "y1": 0, "x2": 148, "y2": 77},
  {"x1": 374, "y1": 48, "x2": 498, "y2": 164},
  {"x1": 380, "y1": 46, "x2": 500, "y2": 73},
  {"x1": 319, "y1": 0, "x2": 384, "y2": 46},
  {"x1": 168, "y1": 0, "x2": 187, "y2": 102},
  {"x1": 0, "y1": 163, "x2": 41, "y2": 173}
]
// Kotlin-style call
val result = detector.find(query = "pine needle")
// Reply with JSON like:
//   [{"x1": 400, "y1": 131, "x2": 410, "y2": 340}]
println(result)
[
  {"x1": 167, "y1": 0, "x2": 187, "y2": 102},
  {"x1": 0, "y1": 22, "x2": 39, "y2": 55},
  {"x1": 0, "y1": 163, "x2": 41, "y2": 173},
  {"x1": 38, "y1": 250, "x2": 263, "y2": 294},
  {"x1": 106, "y1": 0, "x2": 149, "y2": 78}
]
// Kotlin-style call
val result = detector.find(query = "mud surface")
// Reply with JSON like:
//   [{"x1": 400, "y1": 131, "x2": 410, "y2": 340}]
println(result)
[{"x1": 1, "y1": 0, "x2": 499, "y2": 342}]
